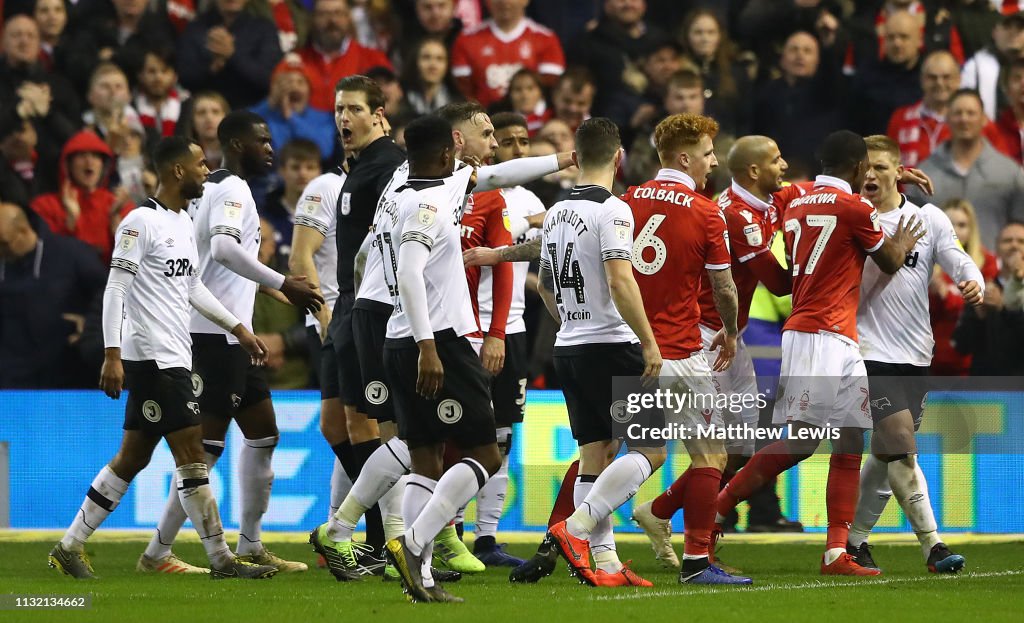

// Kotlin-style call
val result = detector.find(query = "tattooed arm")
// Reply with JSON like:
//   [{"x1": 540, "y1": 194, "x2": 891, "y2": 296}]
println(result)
[
  {"x1": 463, "y1": 237, "x2": 542, "y2": 267},
  {"x1": 707, "y1": 267, "x2": 739, "y2": 372}
]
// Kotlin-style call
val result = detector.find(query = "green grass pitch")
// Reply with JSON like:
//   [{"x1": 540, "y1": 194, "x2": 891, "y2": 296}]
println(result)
[{"x1": 2, "y1": 532, "x2": 1023, "y2": 622}]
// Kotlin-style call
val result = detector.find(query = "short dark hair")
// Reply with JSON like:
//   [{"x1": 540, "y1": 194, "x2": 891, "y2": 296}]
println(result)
[
  {"x1": 279, "y1": 138, "x2": 322, "y2": 165},
  {"x1": 949, "y1": 88, "x2": 985, "y2": 110},
  {"x1": 366, "y1": 65, "x2": 398, "y2": 84},
  {"x1": 152, "y1": 136, "x2": 195, "y2": 172},
  {"x1": 437, "y1": 101, "x2": 486, "y2": 127},
  {"x1": 142, "y1": 42, "x2": 176, "y2": 71},
  {"x1": 574, "y1": 117, "x2": 620, "y2": 169},
  {"x1": 217, "y1": 110, "x2": 267, "y2": 146},
  {"x1": 818, "y1": 130, "x2": 867, "y2": 172},
  {"x1": 555, "y1": 66, "x2": 595, "y2": 93},
  {"x1": 335, "y1": 75, "x2": 387, "y2": 112},
  {"x1": 491, "y1": 112, "x2": 528, "y2": 133},
  {"x1": 404, "y1": 114, "x2": 454, "y2": 167}
]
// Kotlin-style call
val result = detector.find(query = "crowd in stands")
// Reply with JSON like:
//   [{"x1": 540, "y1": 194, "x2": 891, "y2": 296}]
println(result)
[{"x1": 2, "y1": 0, "x2": 1024, "y2": 389}]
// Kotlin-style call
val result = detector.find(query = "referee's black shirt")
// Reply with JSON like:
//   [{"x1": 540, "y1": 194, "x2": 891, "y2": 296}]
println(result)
[{"x1": 336, "y1": 135, "x2": 406, "y2": 297}]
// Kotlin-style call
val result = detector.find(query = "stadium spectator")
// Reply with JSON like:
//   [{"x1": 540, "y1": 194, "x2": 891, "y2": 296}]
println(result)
[
  {"x1": 525, "y1": 0, "x2": 597, "y2": 47},
  {"x1": 248, "y1": 0, "x2": 312, "y2": 53},
  {"x1": 258, "y1": 138, "x2": 323, "y2": 270},
  {"x1": 134, "y1": 45, "x2": 186, "y2": 142},
  {"x1": 950, "y1": 0, "x2": 1002, "y2": 59},
  {"x1": 961, "y1": 10, "x2": 1024, "y2": 119},
  {"x1": 59, "y1": 0, "x2": 176, "y2": 96},
  {"x1": 0, "y1": 119, "x2": 38, "y2": 208},
  {"x1": 402, "y1": 35, "x2": 461, "y2": 115},
  {"x1": 929, "y1": 198, "x2": 999, "y2": 376},
  {"x1": 550, "y1": 67, "x2": 594, "y2": 133},
  {"x1": 366, "y1": 64, "x2": 413, "y2": 120},
  {"x1": 570, "y1": 0, "x2": 669, "y2": 123},
  {"x1": 0, "y1": 202, "x2": 107, "y2": 388},
  {"x1": 994, "y1": 57, "x2": 1024, "y2": 163},
  {"x1": 396, "y1": 0, "x2": 463, "y2": 59},
  {"x1": 678, "y1": 8, "x2": 754, "y2": 136},
  {"x1": 844, "y1": 0, "x2": 965, "y2": 72},
  {"x1": 752, "y1": 30, "x2": 844, "y2": 174},
  {"x1": 888, "y1": 50, "x2": 1010, "y2": 167},
  {"x1": 177, "y1": 0, "x2": 283, "y2": 109},
  {"x1": 489, "y1": 67, "x2": 550, "y2": 135},
  {"x1": 0, "y1": 14, "x2": 80, "y2": 194},
  {"x1": 81, "y1": 62, "x2": 147, "y2": 202},
  {"x1": 29, "y1": 129, "x2": 133, "y2": 262},
  {"x1": 176, "y1": 91, "x2": 230, "y2": 168},
  {"x1": 33, "y1": 0, "x2": 67, "y2": 72},
  {"x1": 909, "y1": 89, "x2": 1024, "y2": 247},
  {"x1": 450, "y1": 0, "x2": 565, "y2": 107},
  {"x1": 952, "y1": 220, "x2": 1024, "y2": 376},
  {"x1": 736, "y1": 0, "x2": 843, "y2": 71},
  {"x1": 602, "y1": 39, "x2": 682, "y2": 141},
  {"x1": 251, "y1": 55, "x2": 338, "y2": 160},
  {"x1": 847, "y1": 10, "x2": 925, "y2": 135},
  {"x1": 298, "y1": 0, "x2": 392, "y2": 111}
]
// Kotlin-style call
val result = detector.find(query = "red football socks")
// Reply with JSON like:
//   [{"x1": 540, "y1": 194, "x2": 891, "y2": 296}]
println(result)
[
  {"x1": 717, "y1": 441, "x2": 802, "y2": 517},
  {"x1": 682, "y1": 467, "x2": 723, "y2": 556},
  {"x1": 650, "y1": 467, "x2": 692, "y2": 520},
  {"x1": 547, "y1": 460, "x2": 580, "y2": 527},
  {"x1": 826, "y1": 453, "x2": 862, "y2": 551}
]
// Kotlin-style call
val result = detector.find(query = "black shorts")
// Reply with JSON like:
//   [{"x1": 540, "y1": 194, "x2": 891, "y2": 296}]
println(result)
[
  {"x1": 190, "y1": 333, "x2": 271, "y2": 417},
  {"x1": 327, "y1": 292, "x2": 363, "y2": 410},
  {"x1": 306, "y1": 325, "x2": 323, "y2": 390},
  {"x1": 491, "y1": 331, "x2": 528, "y2": 427},
  {"x1": 553, "y1": 342, "x2": 666, "y2": 447},
  {"x1": 123, "y1": 360, "x2": 200, "y2": 436},
  {"x1": 311, "y1": 326, "x2": 341, "y2": 400},
  {"x1": 384, "y1": 329, "x2": 497, "y2": 450},
  {"x1": 865, "y1": 361, "x2": 929, "y2": 428},
  {"x1": 353, "y1": 300, "x2": 394, "y2": 422}
]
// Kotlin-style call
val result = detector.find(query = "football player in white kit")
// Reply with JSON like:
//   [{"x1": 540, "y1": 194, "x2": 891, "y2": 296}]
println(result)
[
  {"x1": 50, "y1": 137, "x2": 277, "y2": 580},
  {"x1": 847, "y1": 135, "x2": 983, "y2": 574}
]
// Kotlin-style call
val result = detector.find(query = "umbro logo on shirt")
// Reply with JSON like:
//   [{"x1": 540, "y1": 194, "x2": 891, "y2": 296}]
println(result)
[{"x1": 165, "y1": 238, "x2": 175, "y2": 247}]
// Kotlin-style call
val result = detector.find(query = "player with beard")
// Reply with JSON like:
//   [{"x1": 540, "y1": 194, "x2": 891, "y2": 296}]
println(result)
[
  {"x1": 50, "y1": 137, "x2": 278, "y2": 580},
  {"x1": 140, "y1": 113, "x2": 323, "y2": 574}
]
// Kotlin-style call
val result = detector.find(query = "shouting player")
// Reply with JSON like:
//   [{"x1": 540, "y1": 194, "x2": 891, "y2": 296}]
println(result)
[
  {"x1": 49, "y1": 137, "x2": 277, "y2": 580},
  {"x1": 141, "y1": 112, "x2": 323, "y2": 574},
  {"x1": 541, "y1": 118, "x2": 664, "y2": 588},
  {"x1": 713, "y1": 130, "x2": 925, "y2": 576},
  {"x1": 848, "y1": 135, "x2": 981, "y2": 573}
]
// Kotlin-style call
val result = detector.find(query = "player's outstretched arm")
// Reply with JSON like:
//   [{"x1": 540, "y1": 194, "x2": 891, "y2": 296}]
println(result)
[
  {"x1": 871, "y1": 214, "x2": 927, "y2": 274},
  {"x1": 746, "y1": 251, "x2": 792, "y2": 296},
  {"x1": 463, "y1": 237, "x2": 543, "y2": 267},
  {"x1": 290, "y1": 223, "x2": 330, "y2": 336},
  {"x1": 708, "y1": 267, "x2": 739, "y2": 372},
  {"x1": 605, "y1": 258, "x2": 662, "y2": 380},
  {"x1": 209, "y1": 234, "x2": 324, "y2": 313},
  {"x1": 99, "y1": 267, "x2": 136, "y2": 399},
  {"x1": 397, "y1": 240, "x2": 444, "y2": 398},
  {"x1": 473, "y1": 153, "x2": 571, "y2": 192}
]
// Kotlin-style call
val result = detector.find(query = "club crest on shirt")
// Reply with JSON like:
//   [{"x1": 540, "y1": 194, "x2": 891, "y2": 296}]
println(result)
[
  {"x1": 223, "y1": 200, "x2": 242, "y2": 221},
  {"x1": 301, "y1": 195, "x2": 321, "y2": 215},
  {"x1": 418, "y1": 203, "x2": 437, "y2": 226}
]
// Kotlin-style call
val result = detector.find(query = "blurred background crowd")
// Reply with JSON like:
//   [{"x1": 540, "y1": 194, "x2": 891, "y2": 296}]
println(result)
[{"x1": 1, "y1": 0, "x2": 1023, "y2": 390}]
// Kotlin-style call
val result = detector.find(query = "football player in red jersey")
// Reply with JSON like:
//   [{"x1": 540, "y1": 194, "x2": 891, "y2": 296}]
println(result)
[
  {"x1": 713, "y1": 130, "x2": 925, "y2": 576},
  {"x1": 617, "y1": 113, "x2": 753, "y2": 586}
]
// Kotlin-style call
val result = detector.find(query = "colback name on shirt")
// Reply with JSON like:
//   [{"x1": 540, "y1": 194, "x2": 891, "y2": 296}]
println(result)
[{"x1": 629, "y1": 184, "x2": 696, "y2": 207}]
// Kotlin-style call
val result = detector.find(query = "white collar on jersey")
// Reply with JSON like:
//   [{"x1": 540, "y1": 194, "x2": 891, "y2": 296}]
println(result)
[
  {"x1": 730, "y1": 180, "x2": 771, "y2": 212},
  {"x1": 655, "y1": 168, "x2": 696, "y2": 190},
  {"x1": 813, "y1": 174, "x2": 852, "y2": 194}
]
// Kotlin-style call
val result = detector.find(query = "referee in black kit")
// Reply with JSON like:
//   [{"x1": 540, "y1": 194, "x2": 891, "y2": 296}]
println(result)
[{"x1": 327, "y1": 75, "x2": 406, "y2": 556}]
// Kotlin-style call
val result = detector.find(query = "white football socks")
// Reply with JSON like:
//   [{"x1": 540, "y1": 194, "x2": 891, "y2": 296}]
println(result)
[
  {"x1": 328, "y1": 458, "x2": 352, "y2": 521},
  {"x1": 888, "y1": 455, "x2": 941, "y2": 559},
  {"x1": 474, "y1": 427, "x2": 512, "y2": 540},
  {"x1": 61, "y1": 465, "x2": 129, "y2": 552},
  {"x1": 405, "y1": 459, "x2": 489, "y2": 557},
  {"x1": 236, "y1": 435, "x2": 277, "y2": 556},
  {"x1": 176, "y1": 463, "x2": 233, "y2": 568},
  {"x1": 567, "y1": 452, "x2": 653, "y2": 539},
  {"x1": 144, "y1": 439, "x2": 223, "y2": 560},
  {"x1": 381, "y1": 475, "x2": 409, "y2": 541},
  {"x1": 327, "y1": 437, "x2": 410, "y2": 541},
  {"x1": 849, "y1": 454, "x2": 890, "y2": 547}
]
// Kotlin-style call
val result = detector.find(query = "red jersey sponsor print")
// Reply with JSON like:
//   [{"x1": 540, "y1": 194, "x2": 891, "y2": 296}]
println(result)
[
  {"x1": 461, "y1": 189, "x2": 514, "y2": 338},
  {"x1": 623, "y1": 169, "x2": 731, "y2": 359},
  {"x1": 696, "y1": 182, "x2": 808, "y2": 332},
  {"x1": 782, "y1": 176, "x2": 884, "y2": 343},
  {"x1": 450, "y1": 19, "x2": 565, "y2": 107}
]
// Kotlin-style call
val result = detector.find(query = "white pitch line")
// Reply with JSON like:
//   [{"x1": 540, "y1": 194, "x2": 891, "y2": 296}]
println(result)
[{"x1": 591, "y1": 570, "x2": 1024, "y2": 601}]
